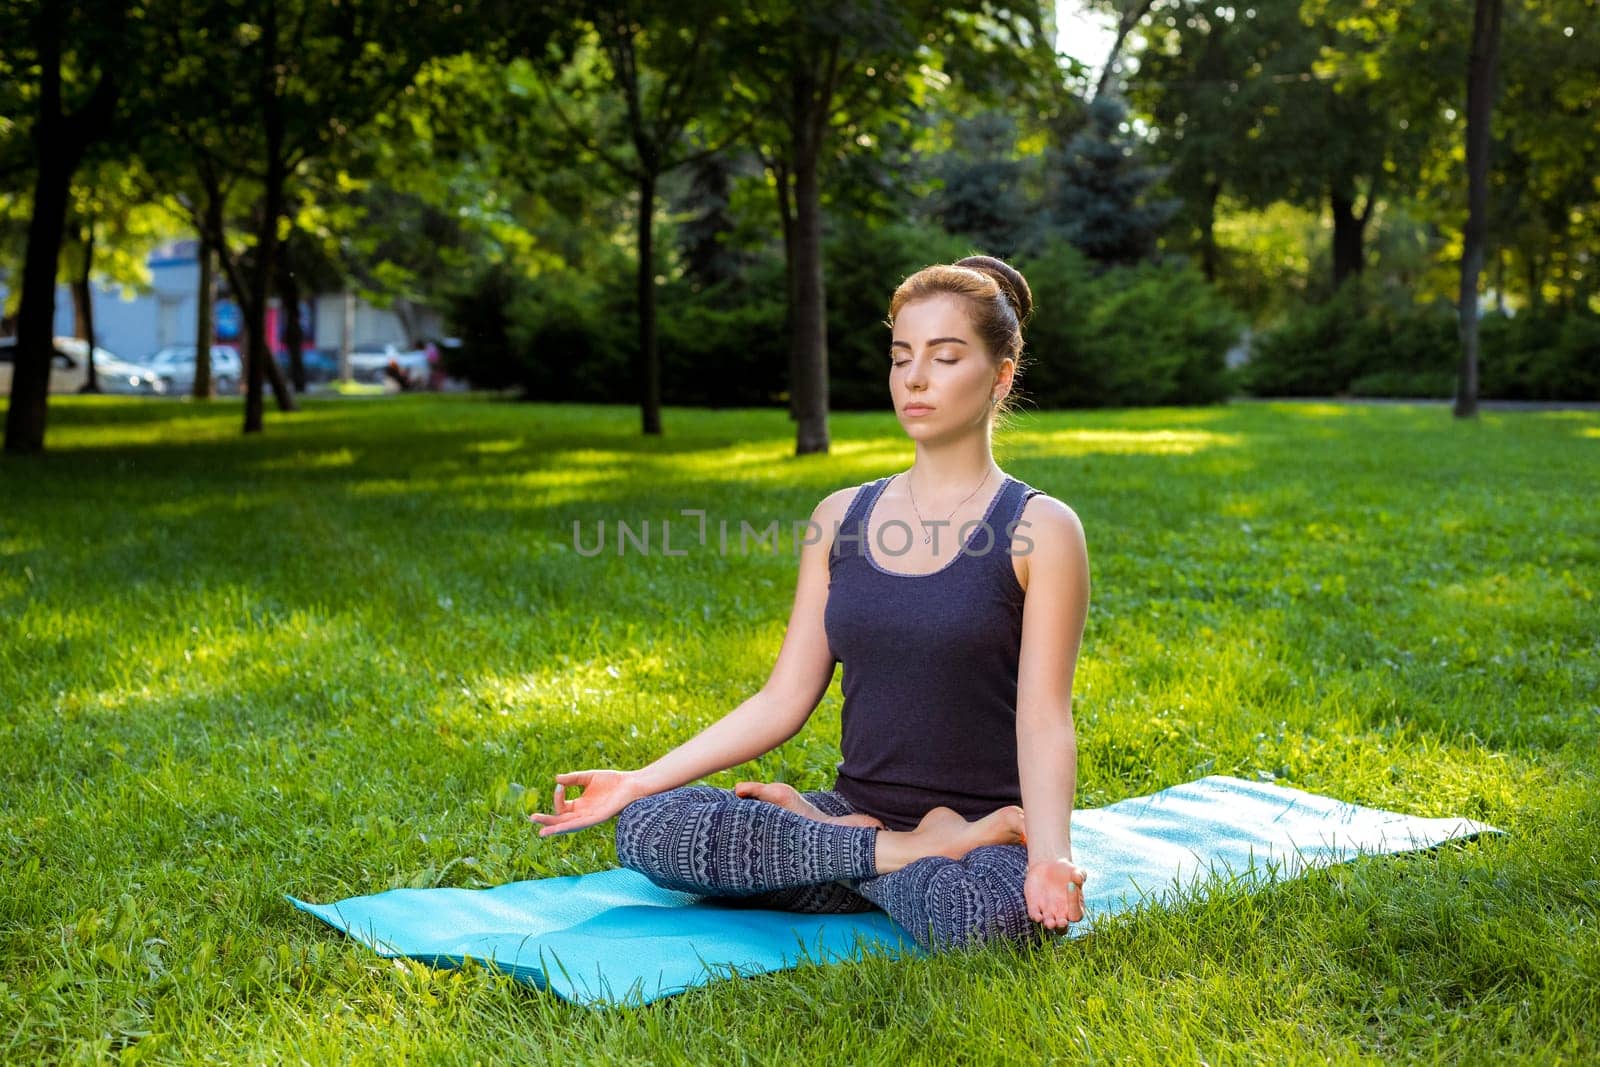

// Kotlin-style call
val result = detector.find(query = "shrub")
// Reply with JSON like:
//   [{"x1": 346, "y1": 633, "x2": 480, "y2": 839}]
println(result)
[
  {"x1": 1480, "y1": 311, "x2": 1600, "y2": 401},
  {"x1": 443, "y1": 259, "x2": 633, "y2": 400},
  {"x1": 1246, "y1": 292, "x2": 1600, "y2": 402},
  {"x1": 1020, "y1": 244, "x2": 1240, "y2": 408},
  {"x1": 657, "y1": 258, "x2": 789, "y2": 408},
  {"x1": 825, "y1": 221, "x2": 975, "y2": 410}
]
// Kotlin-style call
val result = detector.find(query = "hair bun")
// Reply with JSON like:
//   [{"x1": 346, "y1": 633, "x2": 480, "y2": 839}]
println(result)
[{"x1": 955, "y1": 255, "x2": 1033, "y2": 325}]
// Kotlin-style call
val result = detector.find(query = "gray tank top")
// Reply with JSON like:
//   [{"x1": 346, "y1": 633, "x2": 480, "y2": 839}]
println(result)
[{"x1": 824, "y1": 473, "x2": 1043, "y2": 831}]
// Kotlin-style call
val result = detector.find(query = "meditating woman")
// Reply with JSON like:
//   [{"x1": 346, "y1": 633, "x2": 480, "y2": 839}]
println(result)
[{"x1": 530, "y1": 255, "x2": 1092, "y2": 951}]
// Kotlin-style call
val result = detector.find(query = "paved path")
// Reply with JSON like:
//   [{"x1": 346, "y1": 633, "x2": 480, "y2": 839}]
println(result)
[{"x1": 1229, "y1": 396, "x2": 1600, "y2": 412}]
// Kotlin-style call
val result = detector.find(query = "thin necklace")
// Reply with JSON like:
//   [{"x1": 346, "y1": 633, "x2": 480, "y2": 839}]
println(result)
[{"x1": 903, "y1": 468, "x2": 993, "y2": 545}]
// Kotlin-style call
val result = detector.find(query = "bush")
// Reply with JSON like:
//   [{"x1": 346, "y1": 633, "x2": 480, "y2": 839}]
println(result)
[
  {"x1": 443, "y1": 259, "x2": 633, "y2": 400},
  {"x1": 1348, "y1": 369, "x2": 1455, "y2": 398},
  {"x1": 1239, "y1": 283, "x2": 1390, "y2": 396},
  {"x1": 657, "y1": 258, "x2": 789, "y2": 408},
  {"x1": 1246, "y1": 288, "x2": 1600, "y2": 401},
  {"x1": 1480, "y1": 311, "x2": 1600, "y2": 401},
  {"x1": 824, "y1": 221, "x2": 975, "y2": 410},
  {"x1": 1019, "y1": 244, "x2": 1241, "y2": 407},
  {"x1": 443, "y1": 228, "x2": 1248, "y2": 410}
]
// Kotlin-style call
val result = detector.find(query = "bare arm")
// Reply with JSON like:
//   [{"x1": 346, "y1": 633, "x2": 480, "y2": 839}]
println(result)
[
  {"x1": 1014, "y1": 496, "x2": 1092, "y2": 926},
  {"x1": 531, "y1": 489, "x2": 851, "y2": 835},
  {"x1": 633, "y1": 488, "x2": 849, "y2": 793}
]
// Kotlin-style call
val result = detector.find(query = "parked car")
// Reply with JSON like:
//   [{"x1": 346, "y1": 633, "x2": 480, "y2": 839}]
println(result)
[
  {"x1": 144, "y1": 344, "x2": 242, "y2": 395},
  {"x1": 274, "y1": 347, "x2": 341, "y2": 385},
  {"x1": 0, "y1": 336, "x2": 165, "y2": 395},
  {"x1": 347, "y1": 341, "x2": 429, "y2": 385}
]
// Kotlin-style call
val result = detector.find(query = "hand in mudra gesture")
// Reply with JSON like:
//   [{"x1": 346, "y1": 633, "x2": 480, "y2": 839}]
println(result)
[
  {"x1": 1024, "y1": 857, "x2": 1088, "y2": 931},
  {"x1": 528, "y1": 769, "x2": 645, "y2": 838}
]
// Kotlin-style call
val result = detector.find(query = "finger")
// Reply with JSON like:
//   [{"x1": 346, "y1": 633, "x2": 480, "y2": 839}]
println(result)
[
  {"x1": 554, "y1": 783, "x2": 570, "y2": 812},
  {"x1": 554, "y1": 771, "x2": 591, "y2": 786}
]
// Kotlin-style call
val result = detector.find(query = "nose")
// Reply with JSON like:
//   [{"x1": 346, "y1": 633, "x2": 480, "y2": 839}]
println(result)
[{"x1": 903, "y1": 355, "x2": 930, "y2": 389}]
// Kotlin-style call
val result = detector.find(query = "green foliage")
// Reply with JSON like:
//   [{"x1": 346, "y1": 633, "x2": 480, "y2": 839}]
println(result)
[
  {"x1": 824, "y1": 221, "x2": 974, "y2": 410},
  {"x1": 1245, "y1": 285, "x2": 1600, "y2": 400},
  {"x1": 657, "y1": 263, "x2": 790, "y2": 408},
  {"x1": 444, "y1": 229, "x2": 1245, "y2": 410},
  {"x1": 1242, "y1": 283, "x2": 1404, "y2": 397},
  {"x1": 442, "y1": 259, "x2": 634, "y2": 401},
  {"x1": 1480, "y1": 311, "x2": 1600, "y2": 401},
  {"x1": 1048, "y1": 96, "x2": 1180, "y2": 267},
  {"x1": 924, "y1": 111, "x2": 1039, "y2": 259},
  {"x1": 1020, "y1": 243, "x2": 1242, "y2": 408}
]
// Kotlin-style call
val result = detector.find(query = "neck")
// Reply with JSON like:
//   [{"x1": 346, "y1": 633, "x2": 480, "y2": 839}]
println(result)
[{"x1": 906, "y1": 438, "x2": 1002, "y2": 502}]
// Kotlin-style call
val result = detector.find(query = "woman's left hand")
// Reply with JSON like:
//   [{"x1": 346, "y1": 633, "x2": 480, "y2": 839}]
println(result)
[{"x1": 1023, "y1": 857, "x2": 1088, "y2": 931}]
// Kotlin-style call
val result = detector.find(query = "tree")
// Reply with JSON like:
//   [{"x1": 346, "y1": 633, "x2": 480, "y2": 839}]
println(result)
[
  {"x1": 1050, "y1": 95, "x2": 1179, "y2": 267},
  {"x1": 728, "y1": 0, "x2": 1057, "y2": 455},
  {"x1": 143, "y1": 0, "x2": 515, "y2": 434},
  {"x1": 1128, "y1": 0, "x2": 1312, "y2": 281},
  {"x1": 1455, "y1": 0, "x2": 1504, "y2": 419},
  {"x1": 924, "y1": 110, "x2": 1038, "y2": 259},
  {"x1": 532, "y1": 2, "x2": 746, "y2": 436},
  {"x1": 2, "y1": 1, "x2": 129, "y2": 455}
]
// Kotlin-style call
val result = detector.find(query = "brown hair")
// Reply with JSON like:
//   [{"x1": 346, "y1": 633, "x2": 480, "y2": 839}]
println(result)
[{"x1": 885, "y1": 254, "x2": 1034, "y2": 420}]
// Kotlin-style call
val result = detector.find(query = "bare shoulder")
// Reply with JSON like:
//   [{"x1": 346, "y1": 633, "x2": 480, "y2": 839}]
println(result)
[
  {"x1": 1014, "y1": 493, "x2": 1088, "y2": 591},
  {"x1": 810, "y1": 483, "x2": 869, "y2": 555}
]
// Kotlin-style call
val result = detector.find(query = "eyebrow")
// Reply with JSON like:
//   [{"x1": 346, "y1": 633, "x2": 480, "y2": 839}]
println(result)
[{"x1": 890, "y1": 337, "x2": 969, "y2": 350}]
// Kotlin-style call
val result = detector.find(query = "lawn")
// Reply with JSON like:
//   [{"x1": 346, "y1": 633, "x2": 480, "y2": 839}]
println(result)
[{"x1": 1, "y1": 394, "x2": 1596, "y2": 1063}]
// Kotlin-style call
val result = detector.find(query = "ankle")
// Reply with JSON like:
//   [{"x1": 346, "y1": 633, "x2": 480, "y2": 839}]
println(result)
[{"x1": 872, "y1": 829, "x2": 916, "y2": 875}]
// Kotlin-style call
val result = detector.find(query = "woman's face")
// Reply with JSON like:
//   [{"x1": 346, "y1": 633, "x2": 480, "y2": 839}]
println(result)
[{"x1": 889, "y1": 294, "x2": 1009, "y2": 438}]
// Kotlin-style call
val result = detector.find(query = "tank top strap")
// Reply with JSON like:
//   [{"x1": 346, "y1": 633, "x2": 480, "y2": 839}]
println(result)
[
  {"x1": 842, "y1": 477, "x2": 890, "y2": 527},
  {"x1": 831, "y1": 477, "x2": 890, "y2": 565},
  {"x1": 1005, "y1": 479, "x2": 1044, "y2": 534},
  {"x1": 972, "y1": 476, "x2": 1042, "y2": 584}
]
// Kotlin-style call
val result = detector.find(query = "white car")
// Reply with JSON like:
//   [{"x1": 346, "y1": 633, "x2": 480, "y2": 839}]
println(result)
[
  {"x1": 144, "y1": 344, "x2": 242, "y2": 395},
  {"x1": 0, "y1": 336, "x2": 165, "y2": 395},
  {"x1": 347, "y1": 341, "x2": 430, "y2": 384}
]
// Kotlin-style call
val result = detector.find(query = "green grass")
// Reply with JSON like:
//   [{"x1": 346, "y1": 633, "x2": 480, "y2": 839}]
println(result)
[{"x1": 1, "y1": 394, "x2": 1596, "y2": 1063}]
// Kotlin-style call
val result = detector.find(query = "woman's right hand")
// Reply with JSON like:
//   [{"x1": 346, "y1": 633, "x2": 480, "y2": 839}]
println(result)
[{"x1": 528, "y1": 769, "x2": 648, "y2": 838}]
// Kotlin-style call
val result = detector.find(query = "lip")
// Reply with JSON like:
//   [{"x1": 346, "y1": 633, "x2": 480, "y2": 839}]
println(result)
[{"x1": 902, "y1": 405, "x2": 934, "y2": 415}]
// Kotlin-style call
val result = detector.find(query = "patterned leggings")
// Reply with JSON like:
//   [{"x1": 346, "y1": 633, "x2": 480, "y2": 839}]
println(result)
[{"x1": 613, "y1": 784, "x2": 1043, "y2": 952}]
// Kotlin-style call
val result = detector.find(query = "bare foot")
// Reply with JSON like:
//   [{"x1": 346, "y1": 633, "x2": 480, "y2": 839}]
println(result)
[
  {"x1": 874, "y1": 805, "x2": 1027, "y2": 874},
  {"x1": 734, "y1": 781, "x2": 888, "y2": 829}
]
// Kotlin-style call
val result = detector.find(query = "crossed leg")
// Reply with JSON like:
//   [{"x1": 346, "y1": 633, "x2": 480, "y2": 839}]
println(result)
[{"x1": 613, "y1": 783, "x2": 1041, "y2": 948}]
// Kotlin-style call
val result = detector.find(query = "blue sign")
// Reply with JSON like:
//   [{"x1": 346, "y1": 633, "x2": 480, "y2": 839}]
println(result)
[{"x1": 215, "y1": 301, "x2": 241, "y2": 341}]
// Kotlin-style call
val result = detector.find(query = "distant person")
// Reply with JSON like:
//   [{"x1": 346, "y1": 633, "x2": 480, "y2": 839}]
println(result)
[
  {"x1": 424, "y1": 338, "x2": 445, "y2": 391},
  {"x1": 384, "y1": 358, "x2": 416, "y2": 392},
  {"x1": 528, "y1": 256, "x2": 1093, "y2": 951}
]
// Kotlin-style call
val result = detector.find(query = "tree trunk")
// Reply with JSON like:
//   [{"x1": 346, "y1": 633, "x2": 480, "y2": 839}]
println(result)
[
  {"x1": 790, "y1": 133, "x2": 829, "y2": 455},
  {"x1": 194, "y1": 226, "x2": 215, "y2": 398},
  {"x1": 241, "y1": 3, "x2": 295, "y2": 433},
  {"x1": 4, "y1": 3, "x2": 119, "y2": 455},
  {"x1": 772, "y1": 157, "x2": 799, "y2": 421},
  {"x1": 1198, "y1": 178, "x2": 1222, "y2": 283},
  {"x1": 278, "y1": 236, "x2": 306, "y2": 393},
  {"x1": 75, "y1": 220, "x2": 100, "y2": 392},
  {"x1": 340, "y1": 290, "x2": 355, "y2": 383},
  {"x1": 637, "y1": 168, "x2": 662, "y2": 435},
  {"x1": 5, "y1": 150, "x2": 71, "y2": 455},
  {"x1": 1330, "y1": 189, "x2": 1369, "y2": 288},
  {"x1": 1094, "y1": 0, "x2": 1158, "y2": 101},
  {"x1": 1455, "y1": 0, "x2": 1503, "y2": 420},
  {"x1": 1493, "y1": 246, "x2": 1506, "y2": 314}
]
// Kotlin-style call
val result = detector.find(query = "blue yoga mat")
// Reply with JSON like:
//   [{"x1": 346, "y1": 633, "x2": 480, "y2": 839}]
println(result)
[{"x1": 288, "y1": 775, "x2": 1500, "y2": 1007}]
